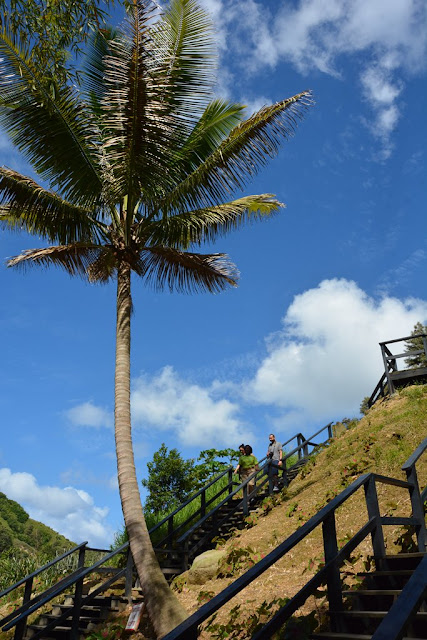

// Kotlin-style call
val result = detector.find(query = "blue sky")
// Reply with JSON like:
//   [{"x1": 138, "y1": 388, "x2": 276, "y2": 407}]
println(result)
[{"x1": 0, "y1": 0, "x2": 426, "y2": 548}]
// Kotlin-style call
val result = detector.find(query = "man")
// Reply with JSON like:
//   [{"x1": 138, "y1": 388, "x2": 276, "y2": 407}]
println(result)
[{"x1": 267, "y1": 433, "x2": 282, "y2": 492}]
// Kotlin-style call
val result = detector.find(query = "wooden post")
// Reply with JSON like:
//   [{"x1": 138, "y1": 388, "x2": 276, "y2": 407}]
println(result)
[
  {"x1": 228, "y1": 468, "x2": 233, "y2": 495},
  {"x1": 405, "y1": 465, "x2": 426, "y2": 552},
  {"x1": 182, "y1": 540, "x2": 189, "y2": 572},
  {"x1": 381, "y1": 343, "x2": 395, "y2": 395},
  {"x1": 125, "y1": 547, "x2": 134, "y2": 602},
  {"x1": 322, "y1": 512, "x2": 343, "y2": 633},
  {"x1": 201, "y1": 489, "x2": 206, "y2": 518},
  {"x1": 242, "y1": 483, "x2": 249, "y2": 516},
  {"x1": 328, "y1": 423, "x2": 333, "y2": 439},
  {"x1": 297, "y1": 434, "x2": 303, "y2": 460},
  {"x1": 364, "y1": 477, "x2": 386, "y2": 563},
  {"x1": 70, "y1": 545, "x2": 86, "y2": 640},
  {"x1": 168, "y1": 514, "x2": 174, "y2": 543},
  {"x1": 13, "y1": 577, "x2": 33, "y2": 640},
  {"x1": 268, "y1": 461, "x2": 274, "y2": 494}
]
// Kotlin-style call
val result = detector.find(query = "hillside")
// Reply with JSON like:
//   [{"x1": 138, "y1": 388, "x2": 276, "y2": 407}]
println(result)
[
  {"x1": 173, "y1": 384, "x2": 427, "y2": 634},
  {"x1": 0, "y1": 491, "x2": 74, "y2": 557}
]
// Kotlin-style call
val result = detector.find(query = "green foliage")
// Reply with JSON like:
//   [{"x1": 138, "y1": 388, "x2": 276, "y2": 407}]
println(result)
[
  {"x1": 197, "y1": 589, "x2": 215, "y2": 605},
  {"x1": 0, "y1": 546, "x2": 78, "y2": 593},
  {"x1": 0, "y1": 0, "x2": 116, "y2": 80},
  {"x1": 142, "y1": 444, "x2": 239, "y2": 515},
  {"x1": 205, "y1": 598, "x2": 317, "y2": 640},
  {"x1": 86, "y1": 622, "x2": 125, "y2": 640},
  {"x1": 404, "y1": 322, "x2": 427, "y2": 369},
  {"x1": 194, "y1": 447, "x2": 239, "y2": 485},
  {"x1": 359, "y1": 396, "x2": 370, "y2": 416},
  {"x1": 142, "y1": 443, "x2": 199, "y2": 515},
  {"x1": 0, "y1": 492, "x2": 73, "y2": 556},
  {"x1": 218, "y1": 541, "x2": 265, "y2": 578},
  {"x1": 0, "y1": 527, "x2": 13, "y2": 552}
]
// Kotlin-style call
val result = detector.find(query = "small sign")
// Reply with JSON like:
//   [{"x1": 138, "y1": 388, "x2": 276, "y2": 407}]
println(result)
[{"x1": 125, "y1": 602, "x2": 145, "y2": 631}]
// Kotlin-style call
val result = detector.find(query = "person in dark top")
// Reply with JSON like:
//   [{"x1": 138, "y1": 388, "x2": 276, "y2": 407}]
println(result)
[{"x1": 267, "y1": 433, "x2": 282, "y2": 491}]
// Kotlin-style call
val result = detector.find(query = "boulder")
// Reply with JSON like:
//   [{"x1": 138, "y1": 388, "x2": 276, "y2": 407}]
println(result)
[{"x1": 187, "y1": 549, "x2": 227, "y2": 585}]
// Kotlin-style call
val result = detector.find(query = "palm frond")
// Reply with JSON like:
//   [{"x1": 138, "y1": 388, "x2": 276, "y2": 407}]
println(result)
[
  {"x1": 7, "y1": 243, "x2": 106, "y2": 280},
  {"x1": 0, "y1": 29, "x2": 103, "y2": 205},
  {"x1": 170, "y1": 99, "x2": 246, "y2": 181},
  {"x1": 83, "y1": 28, "x2": 117, "y2": 114},
  {"x1": 0, "y1": 168, "x2": 106, "y2": 244},
  {"x1": 101, "y1": 0, "x2": 177, "y2": 201},
  {"x1": 139, "y1": 246, "x2": 238, "y2": 293},
  {"x1": 158, "y1": 91, "x2": 314, "y2": 213},
  {"x1": 140, "y1": 194, "x2": 283, "y2": 248},
  {"x1": 152, "y1": 0, "x2": 216, "y2": 125}
]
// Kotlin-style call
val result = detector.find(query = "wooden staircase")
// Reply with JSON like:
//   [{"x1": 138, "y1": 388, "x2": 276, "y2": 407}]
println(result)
[
  {"x1": 0, "y1": 422, "x2": 336, "y2": 640},
  {"x1": 311, "y1": 552, "x2": 427, "y2": 639}
]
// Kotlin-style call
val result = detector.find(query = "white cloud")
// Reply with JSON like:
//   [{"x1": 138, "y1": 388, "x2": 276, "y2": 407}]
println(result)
[
  {"x1": 65, "y1": 401, "x2": 113, "y2": 429},
  {"x1": 247, "y1": 279, "x2": 427, "y2": 420},
  {"x1": 0, "y1": 468, "x2": 113, "y2": 547},
  {"x1": 131, "y1": 366, "x2": 252, "y2": 447},
  {"x1": 203, "y1": 0, "x2": 427, "y2": 155}
]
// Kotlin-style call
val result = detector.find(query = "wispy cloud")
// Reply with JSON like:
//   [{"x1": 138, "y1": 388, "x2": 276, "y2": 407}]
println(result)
[
  {"x1": 200, "y1": 0, "x2": 427, "y2": 157},
  {"x1": 65, "y1": 401, "x2": 113, "y2": 429}
]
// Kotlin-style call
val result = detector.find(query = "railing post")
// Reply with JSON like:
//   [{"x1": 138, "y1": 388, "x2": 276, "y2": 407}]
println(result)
[
  {"x1": 327, "y1": 423, "x2": 333, "y2": 439},
  {"x1": 381, "y1": 344, "x2": 395, "y2": 395},
  {"x1": 322, "y1": 512, "x2": 343, "y2": 633},
  {"x1": 125, "y1": 547, "x2": 134, "y2": 602},
  {"x1": 13, "y1": 576, "x2": 33, "y2": 640},
  {"x1": 70, "y1": 545, "x2": 86, "y2": 640},
  {"x1": 364, "y1": 476, "x2": 386, "y2": 562},
  {"x1": 405, "y1": 465, "x2": 427, "y2": 552},
  {"x1": 303, "y1": 441, "x2": 309, "y2": 458},
  {"x1": 228, "y1": 468, "x2": 233, "y2": 495},
  {"x1": 267, "y1": 461, "x2": 274, "y2": 494},
  {"x1": 201, "y1": 489, "x2": 206, "y2": 518},
  {"x1": 242, "y1": 483, "x2": 249, "y2": 516},
  {"x1": 182, "y1": 540, "x2": 189, "y2": 572},
  {"x1": 282, "y1": 460, "x2": 288, "y2": 488},
  {"x1": 297, "y1": 434, "x2": 303, "y2": 460},
  {"x1": 168, "y1": 513, "x2": 174, "y2": 541}
]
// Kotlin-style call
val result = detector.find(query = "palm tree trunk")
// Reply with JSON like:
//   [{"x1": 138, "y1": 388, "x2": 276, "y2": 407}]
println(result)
[{"x1": 114, "y1": 261, "x2": 188, "y2": 638}]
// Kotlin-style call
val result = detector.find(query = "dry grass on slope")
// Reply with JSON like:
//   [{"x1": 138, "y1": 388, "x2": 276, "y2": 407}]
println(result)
[{"x1": 175, "y1": 384, "x2": 427, "y2": 633}]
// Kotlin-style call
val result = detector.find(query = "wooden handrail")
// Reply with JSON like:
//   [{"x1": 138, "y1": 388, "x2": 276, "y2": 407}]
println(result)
[
  {"x1": 401, "y1": 436, "x2": 427, "y2": 470},
  {"x1": 0, "y1": 421, "x2": 334, "y2": 638},
  {"x1": 0, "y1": 541, "x2": 88, "y2": 599},
  {"x1": 163, "y1": 460, "x2": 427, "y2": 640},
  {"x1": 379, "y1": 333, "x2": 427, "y2": 345}
]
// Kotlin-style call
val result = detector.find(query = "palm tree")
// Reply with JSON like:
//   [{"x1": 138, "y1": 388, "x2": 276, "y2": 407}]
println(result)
[{"x1": 0, "y1": 0, "x2": 313, "y2": 636}]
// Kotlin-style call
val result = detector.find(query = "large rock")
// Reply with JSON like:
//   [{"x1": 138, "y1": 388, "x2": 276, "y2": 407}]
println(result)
[{"x1": 187, "y1": 549, "x2": 227, "y2": 585}]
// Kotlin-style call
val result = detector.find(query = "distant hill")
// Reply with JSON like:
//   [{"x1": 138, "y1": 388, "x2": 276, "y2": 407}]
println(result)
[{"x1": 0, "y1": 491, "x2": 74, "y2": 556}]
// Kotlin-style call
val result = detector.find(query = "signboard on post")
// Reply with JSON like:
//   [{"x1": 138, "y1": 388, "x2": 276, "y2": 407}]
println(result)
[{"x1": 125, "y1": 602, "x2": 145, "y2": 632}]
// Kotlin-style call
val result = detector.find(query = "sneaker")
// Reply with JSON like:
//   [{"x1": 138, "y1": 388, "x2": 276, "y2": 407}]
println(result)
[{"x1": 273, "y1": 486, "x2": 279, "y2": 492}]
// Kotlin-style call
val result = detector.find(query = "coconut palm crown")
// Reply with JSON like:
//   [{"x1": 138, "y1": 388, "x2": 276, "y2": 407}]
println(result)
[{"x1": 0, "y1": 0, "x2": 313, "y2": 636}]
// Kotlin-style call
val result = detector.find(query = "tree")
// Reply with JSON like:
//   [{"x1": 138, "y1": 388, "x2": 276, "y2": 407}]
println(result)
[
  {"x1": 142, "y1": 444, "x2": 197, "y2": 514},
  {"x1": 0, "y1": 0, "x2": 313, "y2": 635},
  {"x1": 359, "y1": 396, "x2": 370, "y2": 416},
  {"x1": 194, "y1": 447, "x2": 239, "y2": 484},
  {"x1": 0, "y1": 0, "x2": 116, "y2": 80},
  {"x1": 404, "y1": 322, "x2": 427, "y2": 369},
  {"x1": 142, "y1": 445, "x2": 239, "y2": 515}
]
